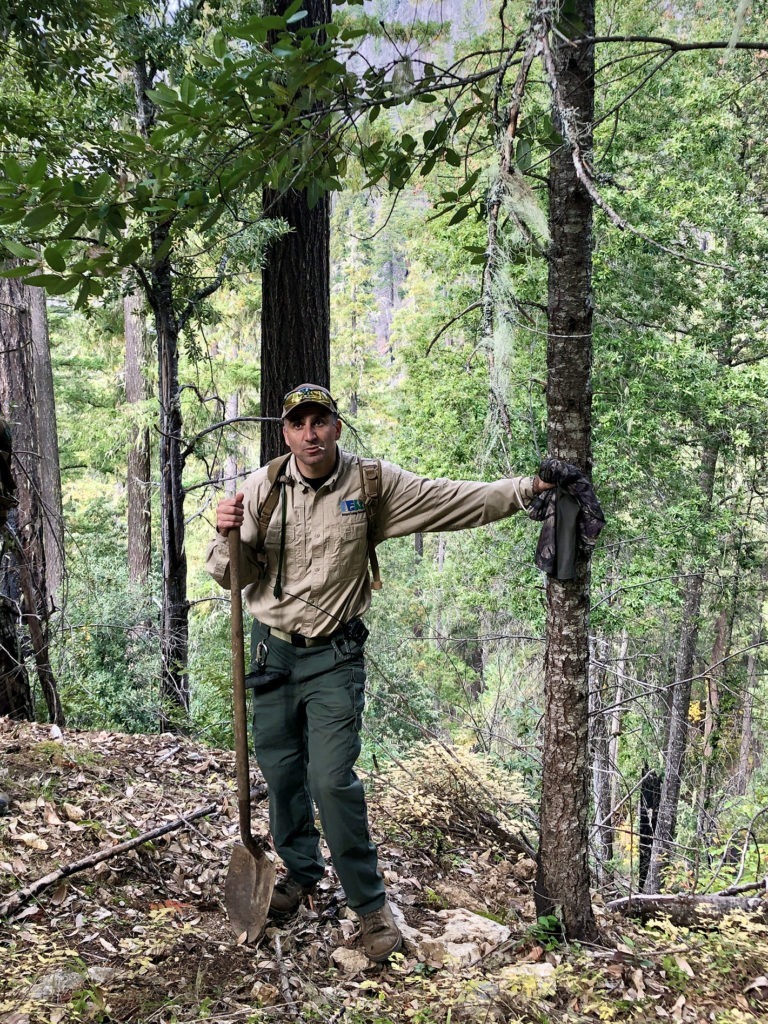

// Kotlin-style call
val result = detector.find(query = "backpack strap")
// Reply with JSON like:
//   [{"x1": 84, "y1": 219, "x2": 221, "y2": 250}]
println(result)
[
  {"x1": 357, "y1": 457, "x2": 383, "y2": 590},
  {"x1": 254, "y1": 453, "x2": 292, "y2": 555}
]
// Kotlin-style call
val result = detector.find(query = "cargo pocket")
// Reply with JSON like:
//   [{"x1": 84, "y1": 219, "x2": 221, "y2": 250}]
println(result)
[{"x1": 350, "y1": 665, "x2": 366, "y2": 732}]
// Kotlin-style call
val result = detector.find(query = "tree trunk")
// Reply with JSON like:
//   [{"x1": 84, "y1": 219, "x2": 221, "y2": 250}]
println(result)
[
  {"x1": 644, "y1": 444, "x2": 718, "y2": 893},
  {"x1": 734, "y1": 600, "x2": 763, "y2": 796},
  {"x1": 29, "y1": 284, "x2": 63, "y2": 603},
  {"x1": 0, "y1": 593, "x2": 31, "y2": 719},
  {"x1": 0, "y1": 272, "x2": 63, "y2": 725},
  {"x1": 260, "y1": 0, "x2": 331, "y2": 465},
  {"x1": 590, "y1": 641, "x2": 613, "y2": 885},
  {"x1": 696, "y1": 594, "x2": 735, "y2": 841},
  {"x1": 152, "y1": 230, "x2": 189, "y2": 727},
  {"x1": 133, "y1": 58, "x2": 189, "y2": 728},
  {"x1": 534, "y1": 0, "x2": 598, "y2": 942},
  {"x1": 124, "y1": 280, "x2": 152, "y2": 584},
  {"x1": 260, "y1": 186, "x2": 331, "y2": 462},
  {"x1": 0, "y1": 413, "x2": 31, "y2": 720}
]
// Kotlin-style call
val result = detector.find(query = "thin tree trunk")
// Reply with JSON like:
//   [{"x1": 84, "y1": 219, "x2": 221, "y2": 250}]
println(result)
[
  {"x1": 29, "y1": 285, "x2": 63, "y2": 603},
  {"x1": 590, "y1": 640, "x2": 613, "y2": 885},
  {"x1": 133, "y1": 59, "x2": 189, "y2": 728},
  {"x1": 534, "y1": 0, "x2": 598, "y2": 942},
  {"x1": 124, "y1": 281, "x2": 152, "y2": 584},
  {"x1": 734, "y1": 608, "x2": 763, "y2": 796},
  {"x1": 696, "y1": 595, "x2": 735, "y2": 840},
  {"x1": 608, "y1": 630, "x2": 629, "y2": 818},
  {"x1": 152, "y1": 228, "x2": 189, "y2": 726},
  {"x1": 644, "y1": 445, "x2": 718, "y2": 893}
]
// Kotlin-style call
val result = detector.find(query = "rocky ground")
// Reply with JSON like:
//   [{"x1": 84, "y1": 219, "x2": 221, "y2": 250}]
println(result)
[{"x1": 1, "y1": 717, "x2": 766, "y2": 1024}]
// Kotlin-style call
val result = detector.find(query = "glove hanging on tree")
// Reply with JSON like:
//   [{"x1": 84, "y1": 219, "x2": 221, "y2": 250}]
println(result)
[{"x1": 527, "y1": 457, "x2": 605, "y2": 580}]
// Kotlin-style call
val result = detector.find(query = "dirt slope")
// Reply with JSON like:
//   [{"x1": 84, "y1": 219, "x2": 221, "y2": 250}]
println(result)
[{"x1": 1, "y1": 717, "x2": 765, "y2": 1024}]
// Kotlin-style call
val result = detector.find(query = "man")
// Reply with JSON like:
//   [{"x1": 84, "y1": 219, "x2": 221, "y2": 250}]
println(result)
[{"x1": 207, "y1": 383, "x2": 553, "y2": 961}]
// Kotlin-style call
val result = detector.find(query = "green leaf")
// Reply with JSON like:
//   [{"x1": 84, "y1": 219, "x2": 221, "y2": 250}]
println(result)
[
  {"x1": 212, "y1": 30, "x2": 227, "y2": 58},
  {"x1": 117, "y1": 237, "x2": 144, "y2": 266},
  {"x1": 0, "y1": 263, "x2": 37, "y2": 278},
  {"x1": 444, "y1": 149, "x2": 461, "y2": 168},
  {"x1": 516, "y1": 138, "x2": 532, "y2": 172},
  {"x1": 44, "y1": 245, "x2": 67, "y2": 272},
  {"x1": 23, "y1": 202, "x2": 59, "y2": 230},
  {"x1": 447, "y1": 205, "x2": 470, "y2": 226},
  {"x1": 26, "y1": 153, "x2": 48, "y2": 187},
  {"x1": 61, "y1": 211, "x2": 87, "y2": 238},
  {"x1": 25, "y1": 273, "x2": 76, "y2": 293},
  {"x1": 3, "y1": 157, "x2": 24, "y2": 184},
  {"x1": 457, "y1": 168, "x2": 482, "y2": 197},
  {"x1": 2, "y1": 240, "x2": 39, "y2": 259}
]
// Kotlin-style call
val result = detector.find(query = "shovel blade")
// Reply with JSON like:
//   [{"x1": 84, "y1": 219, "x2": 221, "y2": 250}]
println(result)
[{"x1": 224, "y1": 843, "x2": 276, "y2": 942}]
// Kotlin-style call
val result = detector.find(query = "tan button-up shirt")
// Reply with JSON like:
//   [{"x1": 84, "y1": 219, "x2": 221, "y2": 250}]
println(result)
[{"x1": 206, "y1": 449, "x2": 535, "y2": 637}]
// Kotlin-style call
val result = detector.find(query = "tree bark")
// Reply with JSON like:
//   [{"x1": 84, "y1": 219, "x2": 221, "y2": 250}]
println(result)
[
  {"x1": 0, "y1": 271, "x2": 62, "y2": 725},
  {"x1": 28, "y1": 284, "x2": 63, "y2": 602},
  {"x1": 151, "y1": 227, "x2": 189, "y2": 726},
  {"x1": 260, "y1": 0, "x2": 332, "y2": 464},
  {"x1": 124, "y1": 280, "x2": 152, "y2": 584},
  {"x1": 534, "y1": 0, "x2": 599, "y2": 942},
  {"x1": 260, "y1": 185, "x2": 331, "y2": 462}
]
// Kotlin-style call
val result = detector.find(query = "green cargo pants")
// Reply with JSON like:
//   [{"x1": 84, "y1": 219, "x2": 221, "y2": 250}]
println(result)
[{"x1": 249, "y1": 620, "x2": 385, "y2": 915}]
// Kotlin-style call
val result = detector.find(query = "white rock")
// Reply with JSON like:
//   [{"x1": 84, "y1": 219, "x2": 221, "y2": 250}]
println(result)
[
  {"x1": 331, "y1": 947, "x2": 369, "y2": 974},
  {"x1": 499, "y1": 961, "x2": 557, "y2": 997}
]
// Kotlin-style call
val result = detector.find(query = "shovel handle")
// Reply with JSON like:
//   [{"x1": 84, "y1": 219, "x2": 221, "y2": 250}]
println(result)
[{"x1": 229, "y1": 529, "x2": 264, "y2": 858}]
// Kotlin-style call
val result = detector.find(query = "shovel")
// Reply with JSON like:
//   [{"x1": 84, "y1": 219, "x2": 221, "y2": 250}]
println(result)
[{"x1": 224, "y1": 528, "x2": 275, "y2": 941}]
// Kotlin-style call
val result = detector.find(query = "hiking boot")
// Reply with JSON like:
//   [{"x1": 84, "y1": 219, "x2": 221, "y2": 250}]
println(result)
[
  {"x1": 269, "y1": 876, "x2": 316, "y2": 916},
  {"x1": 359, "y1": 901, "x2": 403, "y2": 962}
]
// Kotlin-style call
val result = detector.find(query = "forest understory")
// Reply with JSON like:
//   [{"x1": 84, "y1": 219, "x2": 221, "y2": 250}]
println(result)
[{"x1": 1, "y1": 717, "x2": 766, "y2": 1024}]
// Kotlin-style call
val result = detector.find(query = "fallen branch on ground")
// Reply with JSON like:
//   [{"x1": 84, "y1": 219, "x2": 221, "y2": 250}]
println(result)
[
  {"x1": 607, "y1": 887, "x2": 768, "y2": 927},
  {"x1": 0, "y1": 801, "x2": 220, "y2": 920}
]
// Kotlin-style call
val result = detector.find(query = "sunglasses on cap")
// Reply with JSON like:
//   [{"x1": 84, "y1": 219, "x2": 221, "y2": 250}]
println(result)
[{"x1": 281, "y1": 385, "x2": 338, "y2": 417}]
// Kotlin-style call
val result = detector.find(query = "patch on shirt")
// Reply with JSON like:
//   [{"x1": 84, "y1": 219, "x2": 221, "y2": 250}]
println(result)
[{"x1": 340, "y1": 498, "x2": 366, "y2": 515}]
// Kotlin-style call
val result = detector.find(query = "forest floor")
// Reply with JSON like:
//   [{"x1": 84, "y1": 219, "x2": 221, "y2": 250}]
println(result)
[{"x1": 1, "y1": 716, "x2": 766, "y2": 1024}]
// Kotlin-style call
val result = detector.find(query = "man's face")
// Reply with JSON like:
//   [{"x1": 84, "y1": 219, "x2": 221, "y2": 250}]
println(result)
[{"x1": 282, "y1": 405, "x2": 342, "y2": 478}]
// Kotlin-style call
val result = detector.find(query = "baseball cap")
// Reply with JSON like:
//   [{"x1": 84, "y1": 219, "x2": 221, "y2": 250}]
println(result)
[{"x1": 281, "y1": 383, "x2": 338, "y2": 419}]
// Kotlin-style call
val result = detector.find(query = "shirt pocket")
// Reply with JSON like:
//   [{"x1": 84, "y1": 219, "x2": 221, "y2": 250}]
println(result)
[
  {"x1": 265, "y1": 521, "x2": 306, "y2": 577},
  {"x1": 332, "y1": 515, "x2": 368, "y2": 575}
]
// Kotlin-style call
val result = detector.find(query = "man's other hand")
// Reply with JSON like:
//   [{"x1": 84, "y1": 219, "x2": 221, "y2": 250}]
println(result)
[{"x1": 532, "y1": 475, "x2": 555, "y2": 495}]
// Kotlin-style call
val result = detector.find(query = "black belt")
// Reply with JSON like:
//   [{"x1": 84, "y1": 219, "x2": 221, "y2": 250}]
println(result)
[{"x1": 265, "y1": 617, "x2": 368, "y2": 649}]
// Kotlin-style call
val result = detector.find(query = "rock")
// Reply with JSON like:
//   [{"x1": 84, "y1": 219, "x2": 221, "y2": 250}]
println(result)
[
  {"x1": 29, "y1": 970, "x2": 84, "y2": 999},
  {"x1": 331, "y1": 947, "x2": 369, "y2": 974},
  {"x1": 509, "y1": 857, "x2": 537, "y2": 882},
  {"x1": 499, "y1": 961, "x2": 557, "y2": 997},
  {"x1": 390, "y1": 905, "x2": 510, "y2": 966}
]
